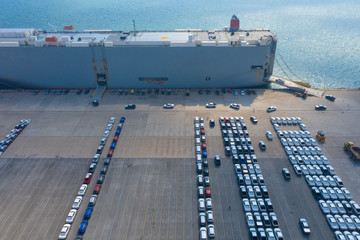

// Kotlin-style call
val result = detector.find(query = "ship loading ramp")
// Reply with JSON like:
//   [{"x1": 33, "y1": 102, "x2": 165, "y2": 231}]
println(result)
[
  {"x1": 92, "y1": 84, "x2": 106, "y2": 106},
  {"x1": 265, "y1": 75, "x2": 324, "y2": 97},
  {"x1": 92, "y1": 73, "x2": 108, "y2": 105}
]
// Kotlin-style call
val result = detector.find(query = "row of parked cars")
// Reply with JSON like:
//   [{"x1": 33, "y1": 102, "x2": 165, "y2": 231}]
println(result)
[
  {"x1": 275, "y1": 127, "x2": 324, "y2": 162},
  {"x1": 194, "y1": 117, "x2": 216, "y2": 240},
  {"x1": 78, "y1": 117, "x2": 125, "y2": 238},
  {"x1": 204, "y1": 103, "x2": 242, "y2": 110},
  {"x1": 272, "y1": 117, "x2": 360, "y2": 239},
  {"x1": 59, "y1": 117, "x2": 124, "y2": 239},
  {"x1": 114, "y1": 88, "x2": 254, "y2": 96},
  {"x1": 0, "y1": 119, "x2": 31, "y2": 156},
  {"x1": 270, "y1": 116, "x2": 303, "y2": 126},
  {"x1": 114, "y1": 88, "x2": 182, "y2": 96},
  {"x1": 272, "y1": 121, "x2": 312, "y2": 236},
  {"x1": 219, "y1": 116, "x2": 284, "y2": 240},
  {"x1": 220, "y1": 117, "x2": 259, "y2": 164},
  {"x1": 199, "y1": 88, "x2": 256, "y2": 96},
  {"x1": 41, "y1": 89, "x2": 90, "y2": 95}
]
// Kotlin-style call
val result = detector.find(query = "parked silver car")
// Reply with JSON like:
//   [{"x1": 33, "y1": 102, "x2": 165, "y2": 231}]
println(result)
[
  {"x1": 246, "y1": 212, "x2": 255, "y2": 227},
  {"x1": 319, "y1": 200, "x2": 331, "y2": 214},
  {"x1": 78, "y1": 184, "x2": 88, "y2": 196},
  {"x1": 326, "y1": 214, "x2": 339, "y2": 230},
  {"x1": 65, "y1": 209, "x2": 77, "y2": 224},
  {"x1": 72, "y1": 196, "x2": 83, "y2": 209},
  {"x1": 198, "y1": 198, "x2": 205, "y2": 212}
]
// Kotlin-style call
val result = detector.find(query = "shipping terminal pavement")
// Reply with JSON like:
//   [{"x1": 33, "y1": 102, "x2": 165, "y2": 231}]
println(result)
[{"x1": 0, "y1": 88, "x2": 359, "y2": 240}]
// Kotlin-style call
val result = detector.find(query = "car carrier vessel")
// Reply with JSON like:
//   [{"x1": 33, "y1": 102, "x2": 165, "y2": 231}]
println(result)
[{"x1": 0, "y1": 16, "x2": 277, "y2": 90}]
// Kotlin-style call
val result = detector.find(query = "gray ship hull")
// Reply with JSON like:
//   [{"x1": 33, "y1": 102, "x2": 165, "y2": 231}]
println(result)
[{"x1": 0, "y1": 40, "x2": 276, "y2": 89}]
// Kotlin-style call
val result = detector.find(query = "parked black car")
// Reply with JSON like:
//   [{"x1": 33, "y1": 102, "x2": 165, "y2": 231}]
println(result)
[
  {"x1": 325, "y1": 95, "x2": 336, "y2": 102},
  {"x1": 315, "y1": 105, "x2": 327, "y2": 111},
  {"x1": 125, "y1": 104, "x2": 136, "y2": 109}
]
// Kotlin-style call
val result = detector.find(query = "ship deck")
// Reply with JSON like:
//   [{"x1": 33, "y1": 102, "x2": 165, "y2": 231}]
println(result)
[
  {"x1": 0, "y1": 28, "x2": 275, "y2": 47},
  {"x1": 0, "y1": 88, "x2": 359, "y2": 240}
]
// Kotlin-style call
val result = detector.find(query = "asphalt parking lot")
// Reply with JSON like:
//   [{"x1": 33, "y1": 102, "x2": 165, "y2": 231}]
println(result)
[
  {"x1": 259, "y1": 156, "x2": 334, "y2": 240},
  {"x1": 0, "y1": 89, "x2": 358, "y2": 239},
  {"x1": 0, "y1": 158, "x2": 89, "y2": 240},
  {"x1": 205, "y1": 142, "x2": 248, "y2": 239},
  {"x1": 82, "y1": 158, "x2": 198, "y2": 240},
  {"x1": 206, "y1": 117, "x2": 335, "y2": 240}
]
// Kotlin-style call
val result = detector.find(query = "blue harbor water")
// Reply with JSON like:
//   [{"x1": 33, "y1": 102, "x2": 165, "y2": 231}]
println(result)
[{"x1": 0, "y1": 0, "x2": 359, "y2": 88}]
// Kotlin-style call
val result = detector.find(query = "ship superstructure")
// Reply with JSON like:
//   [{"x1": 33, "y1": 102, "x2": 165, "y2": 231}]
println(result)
[{"x1": 0, "y1": 16, "x2": 277, "y2": 89}]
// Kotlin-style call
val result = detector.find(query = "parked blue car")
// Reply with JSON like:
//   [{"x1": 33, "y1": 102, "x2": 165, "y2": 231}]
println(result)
[
  {"x1": 110, "y1": 142, "x2": 116, "y2": 149},
  {"x1": 202, "y1": 150, "x2": 207, "y2": 158},
  {"x1": 78, "y1": 220, "x2": 88, "y2": 235},
  {"x1": 115, "y1": 128, "x2": 121, "y2": 136},
  {"x1": 84, "y1": 207, "x2": 93, "y2": 220}
]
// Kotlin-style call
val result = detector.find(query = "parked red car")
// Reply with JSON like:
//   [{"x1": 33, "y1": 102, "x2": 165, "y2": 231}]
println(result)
[
  {"x1": 93, "y1": 184, "x2": 101, "y2": 194},
  {"x1": 113, "y1": 135, "x2": 119, "y2": 142},
  {"x1": 107, "y1": 149, "x2": 114, "y2": 157},
  {"x1": 201, "y1": 143, "x2": 207, "y2": 150},
  {"x1": 83, "y1": 173, "x2": 92, "y2": 184},
  {"x1": 205, "y1": 187, "x2": 211, "y2": 197},
  {"x1": 200, "y1": 129, "x2": 205, "y2": 135}
]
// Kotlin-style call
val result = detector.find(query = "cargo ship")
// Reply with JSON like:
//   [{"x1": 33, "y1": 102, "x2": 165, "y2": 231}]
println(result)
[{"x1": 0, "y1": 16, "x2": 277, "y2": 89}]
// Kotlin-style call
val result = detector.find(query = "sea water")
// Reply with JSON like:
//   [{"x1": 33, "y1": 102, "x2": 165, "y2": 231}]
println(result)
[{"x1": 0, "y1": 0, "x2": 359, "y2": 88}]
